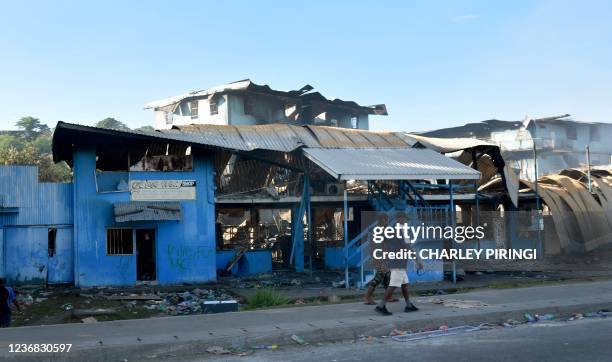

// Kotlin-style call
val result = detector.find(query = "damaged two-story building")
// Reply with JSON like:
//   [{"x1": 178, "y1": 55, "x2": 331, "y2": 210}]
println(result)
[{"x1": 145, "y1": 79, "x2": 387, "y2": 130}]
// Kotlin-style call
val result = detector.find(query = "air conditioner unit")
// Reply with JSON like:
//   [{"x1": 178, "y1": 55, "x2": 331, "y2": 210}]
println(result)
[{"x1": 325, "y1": 183, "x2": 344, "y2": 195}]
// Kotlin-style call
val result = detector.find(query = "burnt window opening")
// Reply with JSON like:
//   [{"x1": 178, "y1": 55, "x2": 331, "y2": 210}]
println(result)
[
  {"x1": 95, "y1": 142, "x2": 193, "y2": 173},
  {"x1": 48, "y1": 228, "x2": 57, "y2": 257},
  {"x1": 244, "y1": 95, "x2": 255, "y2": 115},
  {"x1": 566, "y1": 126, "x2": 577, "y2": 140},
  {"x1": 106, "y1": 228, "x2": 134, "y2": 255},
  {"x1": 590, "y1": 126, "x2": 600, "y2": 142},
  {"x1": 165, "y1": 111, "x2": 173, "y2": 125},
  {"x1": 210, "y1": 95, "x2": 219, "y2": 115},
  {"x1": 190, "y1": 100, "x2": 199, "y2": 119}
]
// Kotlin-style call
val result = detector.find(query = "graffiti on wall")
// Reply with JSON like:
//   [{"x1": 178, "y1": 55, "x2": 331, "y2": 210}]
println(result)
[{"x1": 167, "y1": 244, "x2": 212, "y2": 271}]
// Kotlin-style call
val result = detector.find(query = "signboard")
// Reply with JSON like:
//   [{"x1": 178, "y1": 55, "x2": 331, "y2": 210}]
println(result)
[{"x1": 130, "y1": 180, "x2": 196, "y2": 201}]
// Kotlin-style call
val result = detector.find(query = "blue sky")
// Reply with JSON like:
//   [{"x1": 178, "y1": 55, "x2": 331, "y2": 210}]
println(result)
[{"x1": 1, "y1": 0, "x2": 611, "y2": 132}]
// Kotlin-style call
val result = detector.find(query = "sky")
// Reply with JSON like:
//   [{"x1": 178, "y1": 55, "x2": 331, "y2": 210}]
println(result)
[{"x1": 1, "y1": 0, "x2": 611, "y2": 132}]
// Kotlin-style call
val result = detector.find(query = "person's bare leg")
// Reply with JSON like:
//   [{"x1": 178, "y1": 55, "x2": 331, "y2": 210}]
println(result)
[
  {"x1": 375, "y1": 286, "x2": 396, "y2": 315},
  {"x1": 402, "y1": 284, "x2": 418, "y2": 312},
  {"x1": 363, "y1": 286, "x2": 376, "y2": 304},
  {"x1": 401, "y1": 284, "x2": 409, "y2": 302}
]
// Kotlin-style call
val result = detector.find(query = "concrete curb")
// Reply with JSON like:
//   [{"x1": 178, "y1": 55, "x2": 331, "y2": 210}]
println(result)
[{"x1": 38, "y1": 300, "x2": 612, "y2": 362}]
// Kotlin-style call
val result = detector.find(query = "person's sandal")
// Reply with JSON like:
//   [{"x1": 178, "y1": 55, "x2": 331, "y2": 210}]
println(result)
[
  {"x1": 375, "y1": 305, "x2": 393, "y2": 315},
  {"x1": 404, "y1": 302, "x2": 419, "y2": 312}
]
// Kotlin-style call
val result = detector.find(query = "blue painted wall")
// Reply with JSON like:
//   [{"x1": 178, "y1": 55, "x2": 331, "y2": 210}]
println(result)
[
  {"x1": 216, "y1": 250, "x2": 272, "y2": 276},
  {"x1": 0, "y1": 166, "x2": 73, "y2": 284},
  {"x1": 72, "y1": 148, "x2": 217, "y2": 287},
  {"x1": 325, "y1": 247, "x2": 360, "y2": 269}
]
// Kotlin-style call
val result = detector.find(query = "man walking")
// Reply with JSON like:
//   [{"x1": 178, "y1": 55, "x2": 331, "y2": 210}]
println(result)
[{"x1": 375, "y1": 212, "x2": 420, "y2": 315}]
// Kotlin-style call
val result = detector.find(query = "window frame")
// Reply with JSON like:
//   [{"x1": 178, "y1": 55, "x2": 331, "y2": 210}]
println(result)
[
  {"x1": 190, "y1": 100, "x2": 199, "y2": 119},
  {"x1": 106, "y1": 227, "x2": 135, "y2": 256}
]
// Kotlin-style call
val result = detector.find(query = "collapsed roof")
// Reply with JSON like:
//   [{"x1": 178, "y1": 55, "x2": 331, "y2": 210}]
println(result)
[{"x1": 143, "y1": 79, "x2": 388, "y2": 116}]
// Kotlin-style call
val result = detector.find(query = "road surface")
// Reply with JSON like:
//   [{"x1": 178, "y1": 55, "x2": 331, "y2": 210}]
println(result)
[{"x1": 199, "y1": 317, "x2": 612, "y2": 362}]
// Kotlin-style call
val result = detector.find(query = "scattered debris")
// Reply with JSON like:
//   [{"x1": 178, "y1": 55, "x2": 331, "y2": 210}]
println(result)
[
  {"x1": 107, "y1": 294, "x2": 162, "y2": 301},
  {"x1": 252, "y1": 344, "x2": 278, "y2": 350},
  {"x1": 524, "y1": 313, "x2": 536, "y2": 322},
  {"x1": 392, "y1": 325, "x2": 483, "y2": 342},
  {"x1": 72, "y1": 308, "x2": 118, "y2": 317},
  {"x1": 61, "y1": 303, "x2": 73, "y2": 311},
  {"x1": 328, "y1": 295, "x2": 340, "y2": 303},
  {"x1": 418, "y1": 297, "x2": 487, "y2": 309},
  {"x1": 81, "y1": 317, "x2": 98, "y2": 323},
  {"x1": 206, "y1": 346, "x2": 233, "y2": 355},
  {"x1": 390, "y1": 328, "x2": 407, "y2": 336},
  {"x1": 290, "y1": 334, "x2": 308, "y2": 345},
  {"x1": 332, "y1": 280, "x2": 346, "y2": 288}
]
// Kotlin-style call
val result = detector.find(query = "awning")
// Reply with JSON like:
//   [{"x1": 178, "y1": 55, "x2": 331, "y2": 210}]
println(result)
[
  {"x1": 114, "y1": 202, "x2": 182, "y2": 222},
  {"x1": 302, "y1": 148, "x2": 481, "y2": 181}
]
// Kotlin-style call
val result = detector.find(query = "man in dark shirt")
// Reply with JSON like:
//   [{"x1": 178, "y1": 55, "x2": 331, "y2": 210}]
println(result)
[{"x1": 0, "y1": 277, "x2": 21, "y2": 328}]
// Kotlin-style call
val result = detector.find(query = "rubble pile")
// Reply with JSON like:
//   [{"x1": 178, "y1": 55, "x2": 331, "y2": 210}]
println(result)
[
  {"x1": 156, "y1": 288, "x2": 236, "y2": 315},
  {"x1": 80, "y1": 287, "x2": 237, "y2": 315}
]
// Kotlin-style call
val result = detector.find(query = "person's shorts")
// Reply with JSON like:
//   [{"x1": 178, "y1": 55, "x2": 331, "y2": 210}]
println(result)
[
  {"x1": 389, "y1": 269, "x2": 409, "y2": 287},
  {"x1": 367, "y1": 270, "x2": 390, "y2": 289}
]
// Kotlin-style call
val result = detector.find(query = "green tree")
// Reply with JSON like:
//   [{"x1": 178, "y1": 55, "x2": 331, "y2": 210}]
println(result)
[
  {"x1": 95, "y1": 117, "x2": 130, "y2": 130},
  {"x1": 1, "y1": 118, "x2": 71, "y2": 182},
  {"x1": 15, "y1": 116, "x2": 50, "y2": 140},
  {"x1": 135, "y1": 125, "x2": 155, "y2": 132}
]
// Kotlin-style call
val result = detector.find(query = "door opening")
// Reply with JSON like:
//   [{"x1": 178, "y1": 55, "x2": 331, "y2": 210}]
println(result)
[{"x1": 136, "y1": 229, "x2": 156, "y2": 281}]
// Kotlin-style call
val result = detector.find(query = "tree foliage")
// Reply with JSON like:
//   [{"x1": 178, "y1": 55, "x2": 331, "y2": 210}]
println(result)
[
  {"x1": 0, "y1": 117, "x2": 72, "y2": 182},
  {"x1": 95, "y1": 117, "x2": 130, "y2": 130}
]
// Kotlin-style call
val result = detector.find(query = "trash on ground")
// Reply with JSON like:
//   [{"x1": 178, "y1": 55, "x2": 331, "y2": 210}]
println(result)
[
  {"x1": 72, "y1": 308, "x2": 118, "y2": 317},
  {"x1": 418, "y1": 297, "x2": 488, "y2": 309},
  {"x1": 392, "y1": 325, "x2": 483, "y2": 342},
  {"x1": 81, "y1": 316, "x2": 98, "y2": 323},
  {"x1": 290, "y1": 334, "x2": 308, "y2": 345}
]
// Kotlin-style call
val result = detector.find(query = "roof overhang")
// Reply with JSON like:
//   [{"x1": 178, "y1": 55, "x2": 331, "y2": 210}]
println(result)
[{"x1": 302, "y1": 148, "x2": 481, "y2": 181}]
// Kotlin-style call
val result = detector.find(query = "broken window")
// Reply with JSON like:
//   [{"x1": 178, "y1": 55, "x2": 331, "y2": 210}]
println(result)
[
  {"x1": 190, "y1": 100, "x2": 199, "y2": 119},
  {"x1": 566, "y1": 126, "x2": 577, "y2": 140},
  {"x1": 210, "y1": 94, "x2": 219, "y2": 115},
  {"x1": 244, "y1": 95, "x2": 255, "y2": 115},
  {"x1": 48, "y1": 228, "x2": 57, "y2": 257},
  {"x1": 590, "y1": 126, "x2": 600, "y2": 142},
  {"x1": 106, "y1": 228, "x2": 134, "y2": 255},
  {"x1": 165, "y1": 111, "x2": 173, "y2": 125}
]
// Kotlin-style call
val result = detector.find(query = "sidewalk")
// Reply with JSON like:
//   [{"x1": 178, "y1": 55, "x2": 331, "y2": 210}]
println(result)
[{"x1": 1, "y1": 280, "x2": 611, "y2": 361}]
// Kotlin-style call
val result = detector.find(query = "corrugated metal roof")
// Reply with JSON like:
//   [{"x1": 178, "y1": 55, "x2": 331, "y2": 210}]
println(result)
[
  {"x1": 167, "y1": 123, "x2": 320, "y2": 152},
  {"x1": 402, "y1": 133, "x2": 497, "y2": 153},
  {"x1": 305, "y1": 126, "x2": 408, "y2": 148},
  {"x1": 302, "y1": 148, "x2": 481, "y2": 181},
  {"x1": 114, "y1": 202, "x2": 182, "y2": 222}
]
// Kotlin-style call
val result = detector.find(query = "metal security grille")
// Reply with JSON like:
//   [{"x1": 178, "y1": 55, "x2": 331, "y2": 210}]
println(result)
[{"x1": 106, "y1": 228, "x2": 134, "y2": 255}]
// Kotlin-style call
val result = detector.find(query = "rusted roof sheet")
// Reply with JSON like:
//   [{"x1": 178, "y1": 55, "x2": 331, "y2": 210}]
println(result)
[
  {"x1": 305, "y1": 126, "x2": 408, "y2": 148},
  {"x1": 402, "y1": 133, "x2": 497, "y2": 153},
  {"x1": 167, "y1": 124, "x2": 320, "y2": 152}
]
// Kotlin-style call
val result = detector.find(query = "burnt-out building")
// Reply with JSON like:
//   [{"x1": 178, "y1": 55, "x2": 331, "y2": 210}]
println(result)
[
  {"x1": 1, "y1": 121, "x2": 491, "y2": 287},
  {"x1": 144, "y1": 79, "x2": 387, "y2": 130}
]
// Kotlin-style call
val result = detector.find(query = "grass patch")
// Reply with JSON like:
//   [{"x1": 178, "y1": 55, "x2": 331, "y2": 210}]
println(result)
[{"x1": 245, "y1": 288, "x2": 288, "y2": 310}]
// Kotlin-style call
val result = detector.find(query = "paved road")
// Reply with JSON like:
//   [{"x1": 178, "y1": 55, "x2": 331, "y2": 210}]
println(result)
[
  {"x1": 208, "y1": 318, "x2": 612, "y2": 362},
  {"x1": 0, "y1": 280, "x2": 610, "y2": 361}
]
